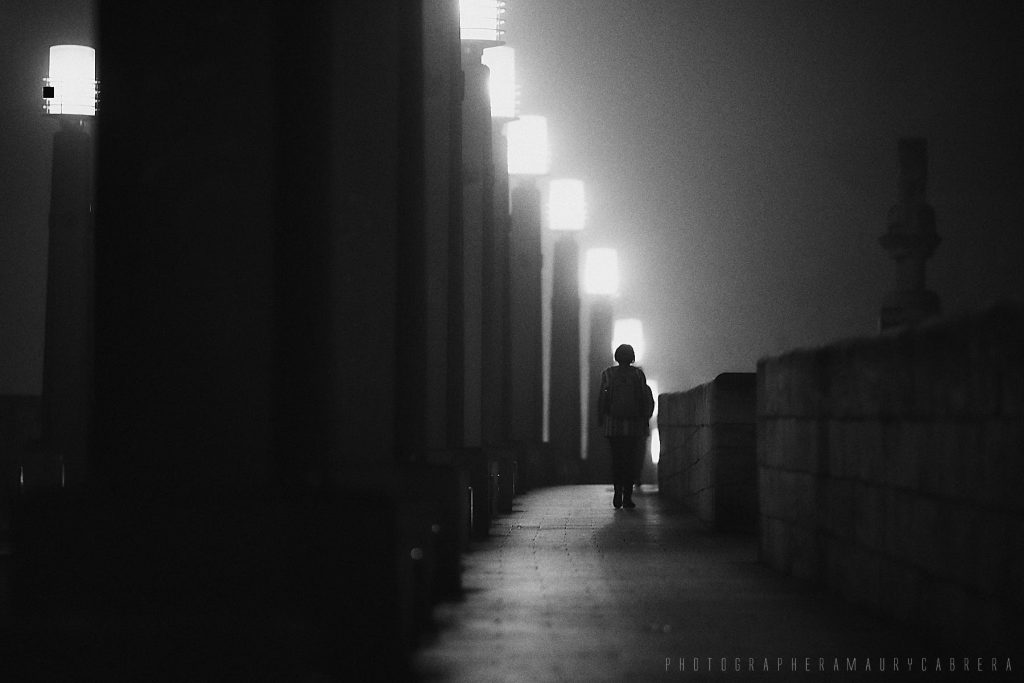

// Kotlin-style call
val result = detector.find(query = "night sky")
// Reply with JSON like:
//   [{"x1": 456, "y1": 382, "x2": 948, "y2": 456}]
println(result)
[{"x1": 1, "y1": 1, "x2": 1021, "y2": 396}]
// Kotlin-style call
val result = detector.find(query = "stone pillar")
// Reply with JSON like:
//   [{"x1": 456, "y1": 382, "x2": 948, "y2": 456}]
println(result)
[
  {"x1": 549, "y1": 234, "x2": 581, "y2": 481},
  {"x1": 460, "y1": 47, "x2": 489, "y2": 450},
  {"x1": 508, "y1": 181, "x2": 544, "y2": 447},
  {"x1": 41, "y1": 121, "x2": 93, "y2": 487},
  {"x1": 879, "y1": 138, "x2": 941, "y2": 330},
  {"x1": 492, "y1": 124, "x2": 513, "y2": 441},
  {"x1": 585, "y1": 297, "x2": 614, "y2": 482},
  {"x1": 461, "y1": 46, "x2": 498, "y2": 534}
]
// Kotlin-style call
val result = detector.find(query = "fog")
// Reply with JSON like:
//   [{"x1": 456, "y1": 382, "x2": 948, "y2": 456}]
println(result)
[{"x1": 511, "y1": 0, "x2": 1022, "y2": 392}]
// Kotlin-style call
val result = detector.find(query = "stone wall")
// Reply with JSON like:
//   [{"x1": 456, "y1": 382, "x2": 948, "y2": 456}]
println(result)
[
  {"x1": 757, "y1": 304, "x2": 1023, "y2": 648},
  {"x1": 657, "y1": 373, "x2": 756, "y2": 530}
]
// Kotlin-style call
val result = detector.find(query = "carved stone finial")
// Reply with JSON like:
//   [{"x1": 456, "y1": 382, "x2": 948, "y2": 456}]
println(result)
[{"x1": 879, "y1": 138, "x2": 941, "y2": 330}]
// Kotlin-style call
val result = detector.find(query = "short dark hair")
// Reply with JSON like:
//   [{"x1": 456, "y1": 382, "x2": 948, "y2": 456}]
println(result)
[{"x1": 613, "y1": 344, "x2": 635, "y2": 364}]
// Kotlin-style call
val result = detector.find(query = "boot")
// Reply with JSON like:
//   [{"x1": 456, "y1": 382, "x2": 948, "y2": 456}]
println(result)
[
  {"x1": 612, "y1": 486, "x2": 622, "y2": 509},
  {"x1": 622, "y1": 484, "x2": 636, "y2": 509}
]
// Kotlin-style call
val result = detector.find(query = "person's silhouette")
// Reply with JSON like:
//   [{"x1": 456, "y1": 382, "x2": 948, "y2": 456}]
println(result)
[{"x1": 597, "y1": 344, "x2": 652, "y2": 509}]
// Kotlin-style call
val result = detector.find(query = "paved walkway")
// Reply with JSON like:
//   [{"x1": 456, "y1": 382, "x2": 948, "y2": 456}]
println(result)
[{"x1": 414, "y1": 485, "x2": 941, "y2": 682}]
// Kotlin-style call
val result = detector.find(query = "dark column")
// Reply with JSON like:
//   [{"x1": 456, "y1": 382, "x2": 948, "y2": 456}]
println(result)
[
  {"x1": 6, "y1": 2, "x2": 450, "y2": 680},
  {"x1": 40, "y1": 121, "x2": 93, "y2": 487},
  {"x1": 549, "y1": 234, "x2": 581, "y2": 482},
  {"x1": 508, "y1": 181, "x2": 544, "y2": 448},
  {"x1": 492, "y1": 125, "x2": 513, "y2": 441},
  {"x1": 460, "y1": 48, "x2": 489, "y2": 450}
]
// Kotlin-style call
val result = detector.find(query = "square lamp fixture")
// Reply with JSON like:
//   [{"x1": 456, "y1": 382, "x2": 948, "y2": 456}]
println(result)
[{"x1": 43, "y1": 45, "x2": 97, "y2": 116}]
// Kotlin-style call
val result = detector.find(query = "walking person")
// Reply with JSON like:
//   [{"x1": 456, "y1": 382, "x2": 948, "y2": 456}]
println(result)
[{"x1": 597, "y1": 344, "x2": 654, "y2": 509}]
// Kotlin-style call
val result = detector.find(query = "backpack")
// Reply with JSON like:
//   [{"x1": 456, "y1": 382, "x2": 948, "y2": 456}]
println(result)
[{"x1": 607, "y1": 367, "x2": 645, "y2": 419}]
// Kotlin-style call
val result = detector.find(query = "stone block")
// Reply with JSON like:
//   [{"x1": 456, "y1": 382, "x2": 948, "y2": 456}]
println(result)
[
  {"x1": 909, "y1": 496, "x2": 943, "y2": 574},
  {"x1": 757, "y1": 418, "x2": 778, "y2": 468},
  {"x1": 911, "y1": 324, "x2": 994, "y2": 418},
  {"x1": 825, "y1": 341, "x2": 893, "y2": 419},
  {"x1": 788, "y1": 523, "x2": 820, "y2": 581},
  {"x1": 981, "y1": 418, "x2": 1024, "y2": 512},
  {"x1": 822, "y1": 536, "x2": 847, "y2": 593},
  {"x1": 878, "y1": 334, "x2": 918, "y2": 418},
  {"x1": 880, "y1": 563, "x2": 922, "y2": 624},
  {"x1": 757, "y1": 467, "x2": 771, "y2": 518},
  {"x1": 711, "y1": 423, "x2": 755, "y2": 453},
  {"x1": 919, "y1": 579, "x2": 971, "y2": 646},
  {"x1": 920, "y1": 421, "x2": 973, "y2": 500},
  {"x1": 881, "y1": 420, "x2": 923, "y2": 491},
  {"x1": 973, "y1": 510, "x2": 1008, "y2": 598},
  {"x1": 937, "y1": 501, "x2": 982, "y2": 587},
  {"x1": 759, "y1": 516, "x2": 789, "y2": 571},
  {"x1": 824, "y1": 478, "x2": 855, "y2": 540},
  {"x1": 852, "y1": 482, "x2": 886, "y2": 552},
  {"x1": 883, "y1": 489, "x2": 917, "y2": 562},
  {"x1": 1009, "y1": 517, "x2": 1024, "y2": 610},
  {"x1": 758, "y1": 348, "x2": 827, "y2": 418},
  {"x1": 835, "y1": 544, "x2": 883, "y2": 610},
  {"x1": 998, "y1": 339, "x2": 1024, "y2": 417},
  {"x1": 846, "y1": 420, "x2": 885, "y2": 483},
  {"x1": 708, "y1": 372, "x2": 756, "y2": 424},
  {"x1": 760, "y1": 469, "x2": 817, "y2": 523},
  {"x1": 826, "y1": 420, "x2": 850, "y2": 480},
  {"x1": 767, "y1": 417, "x2": 819, "y2": 474}
]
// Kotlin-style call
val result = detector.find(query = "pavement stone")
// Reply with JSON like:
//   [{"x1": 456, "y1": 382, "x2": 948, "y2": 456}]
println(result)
[{"x1": 414, "y1": 485, "x2": 953, "y2": 682}]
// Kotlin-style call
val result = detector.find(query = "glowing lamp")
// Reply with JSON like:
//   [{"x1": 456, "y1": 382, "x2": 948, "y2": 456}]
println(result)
[
  {"x1": 481, "y1": 46, "x2": 517, "y2": 119},
  {"x1": 612, "y1": 318, "x2": 645, "y2": 364},
  {"x1": 506, "y1": 115, "x2": 550, "y2": 176},
  {"x1": 43, "y1": 45, "x2": 97, "y2": 116},
  {"x1": 650, "y1": 428, "x2": 661, "y2": 465},
  {"x1": 548, "y1": 179, "x2": 585, "y2": 232},
  {"x1": 583, "y1": 248, "x2": 619, "y2": 296},
  {"x1": 460, "y1": 0, "x2": 506, "y2": 43}
]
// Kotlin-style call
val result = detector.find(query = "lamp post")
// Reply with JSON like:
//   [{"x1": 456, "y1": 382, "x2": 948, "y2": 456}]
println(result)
[
  {"x1": 40, "y1": 45, "x2": 98, "y2": 488},
  {"x1": 547, "y1": 179, "x2": 585, "y2": 483},
  {"x1": 460, "y1": 0, "x2": 506, "y2": 536},
  {"x1": 483, "y1": 45, "x2": 521, "y2": 508},
  {"x1": 481, "y1": 45, "x2": 516, "y2": 445},
  {"x1": 582, "y1": 248, "x2": 618, "y2": 483},
  {"x1": 506, "y1": 115, "x2": 549, "y2": 485}
]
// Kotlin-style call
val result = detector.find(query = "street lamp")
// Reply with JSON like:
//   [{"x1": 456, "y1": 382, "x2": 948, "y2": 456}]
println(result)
[
  {"x1": 506, "y1": 115, "x2": 550, "y2": 176},
  {"x1": 583, "y1": 248, "x2": 619, "y2": 297},
  {"x1": 547, "y1": 179, "x2": 585, "y2": 233},
  {"x1": 43, "y1": 45, "x2": 97, "y2": 117},
  {"x1": 39, "y1": 44, "x2": 98, "y2": 488},
  {"x1": 507, "y1": 114, "x2": 549, "y2": 482},
  {"x1": 481, "y1": 46, "x2": 517, "y2": 120},
  {"x1": 459, "y1": 0, "x2": 506, "y2": 43},
  {"x1": 547, "y1": 179, "x2": 585, "y2": 481},
  {"x1": 460, "y1": 0, "x2": 509, "y2": 533}
]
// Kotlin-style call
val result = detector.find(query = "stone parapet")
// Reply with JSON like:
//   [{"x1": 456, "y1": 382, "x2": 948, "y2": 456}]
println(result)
[
  {"x1": 757, "y1": 303, "x2": 1023, "y2": 649},
  {"x1": 657, "y1": 372, "x2": 756, "y2": 530}
]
